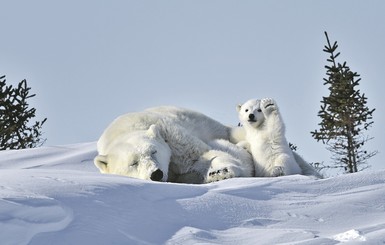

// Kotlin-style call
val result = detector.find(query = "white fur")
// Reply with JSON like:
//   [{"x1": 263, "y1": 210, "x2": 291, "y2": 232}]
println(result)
[
  {"x1": 95, "y1": 106, "x2": 254, "y2": 183},
  {"x1": 237, "y1": 98, "x2": 321, "y2": 178},
  {"x1": 169, "y1": 139, "x2": 254, "y2": 184}
]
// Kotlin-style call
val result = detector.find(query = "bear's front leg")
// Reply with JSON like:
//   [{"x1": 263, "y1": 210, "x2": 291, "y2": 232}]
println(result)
[{"x1": 260, "y1": 98, "x2": 286, "y2": 136}]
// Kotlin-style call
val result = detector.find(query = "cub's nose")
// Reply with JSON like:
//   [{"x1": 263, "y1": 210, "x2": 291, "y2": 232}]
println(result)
[
  {"x1": 150, "y1": 169, "x2": 164, "y2": 181},
  {"x1": 249, "y1": 114, "x2": 255, "y2": 120}
]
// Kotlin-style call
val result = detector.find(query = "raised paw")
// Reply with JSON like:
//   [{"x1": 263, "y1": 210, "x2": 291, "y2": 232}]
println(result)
[
  {"x1": 261, "y1": 98, "x2": 277, "y2": 114},
  {"x1": 272, "y1": 166, "x2": 285, "y2": 177}
]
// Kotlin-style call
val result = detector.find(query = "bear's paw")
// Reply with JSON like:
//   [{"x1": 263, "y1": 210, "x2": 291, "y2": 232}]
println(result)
[
  {"x1": 206, "y1": 167, "x2": 235, "y2": 183},
  {"x1": 261, "y1": 98, "x2": 278, "y2": 114},
  {"x1": 272, "y1": 166, "x2": 285, "y2": 177}
]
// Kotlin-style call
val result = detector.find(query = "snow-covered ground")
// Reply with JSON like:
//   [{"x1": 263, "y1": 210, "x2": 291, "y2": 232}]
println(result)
[{"x1": 0, "y1": 143, "x2": 384, "y2": 245}]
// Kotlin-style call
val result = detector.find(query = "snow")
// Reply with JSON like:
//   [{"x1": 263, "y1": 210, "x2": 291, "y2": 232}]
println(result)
[
  {"x1": 333, "y1": 229, "x2": 366, "y2": 243},
  {"x1": 1, "y1": 143, "x2": 385, "y2": 245}
]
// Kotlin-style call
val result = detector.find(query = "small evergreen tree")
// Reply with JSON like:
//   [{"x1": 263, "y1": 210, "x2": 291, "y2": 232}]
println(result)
[
  {"x1": 0, "y1": 75, "x2": 47, "y2": 150},
  {"x1": 311, "y1": 32, "x2": 377, "y2": 174}
]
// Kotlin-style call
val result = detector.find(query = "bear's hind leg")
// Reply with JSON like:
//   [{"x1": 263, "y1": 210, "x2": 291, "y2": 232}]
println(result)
[
  {"x1": 271, "y1": 153, "x2": 301, "y2": 176},
  {"x1": 206, "y1": 166, "x2": 235, "y2": 183},
  {"x1": 272, "y1": 166, "x2": 285, "y2": 177},
  {"x1": 203, "y1": 151, "x2": 244, "y2": 183}
]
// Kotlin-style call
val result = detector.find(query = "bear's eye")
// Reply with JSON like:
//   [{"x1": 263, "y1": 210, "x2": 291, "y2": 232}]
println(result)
[
  {"x1": 151, "y1": 150, "x2": 157, "y2": 155},
  {"x1": 245, "y1": 109, "x2": 249, "y2": 112},
  {"x1": 257, "y1": 109, "x2": 262, "y2": 112},
  {"x1": 131, "y1": 161, "x2": 139, "y2": 167}
]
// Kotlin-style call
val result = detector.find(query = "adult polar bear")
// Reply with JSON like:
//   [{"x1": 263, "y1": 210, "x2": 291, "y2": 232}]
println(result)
[
  {"x1": 94, "y1": 106, "x2": 253, "y2": 183},
  {"x1": 237, "y1": 98, "x2": 322, "y2": 178}
]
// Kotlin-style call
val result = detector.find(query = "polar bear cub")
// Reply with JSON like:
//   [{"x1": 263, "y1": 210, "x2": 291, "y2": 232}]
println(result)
[{"x1": 237, "y1": 98, "x2": 303, "y2": 177}]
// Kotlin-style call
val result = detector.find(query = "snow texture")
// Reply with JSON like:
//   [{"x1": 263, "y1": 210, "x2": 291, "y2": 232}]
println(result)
[{"x1": 0, "y1": 142, "x2": 385, "y2": 244}]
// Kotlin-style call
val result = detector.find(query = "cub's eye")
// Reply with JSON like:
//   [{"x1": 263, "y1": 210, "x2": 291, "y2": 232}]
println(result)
[
  {"x1": 257, "y1": 109, "x2": 262, "y2": 112},
  {"x1": 131, "y1": 161, "x2": 139, "y2": 166},
  {"x1": 245, "y1": 109, "x2": 249, "y2": 112},
  {"x1": 151, "y1": 150, "x2": 157, "y2": 155}
]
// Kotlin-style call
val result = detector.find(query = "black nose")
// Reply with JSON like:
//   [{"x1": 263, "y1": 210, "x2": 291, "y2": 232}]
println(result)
[
  {"x1": 249, "y1": 114, "x2": 255, "y2": 120},
  {"x1": 150, "y1": 169, "x2": 163, "y2": 181}
]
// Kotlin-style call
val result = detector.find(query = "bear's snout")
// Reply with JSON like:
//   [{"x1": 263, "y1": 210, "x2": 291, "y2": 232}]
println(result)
[
  {"x1": 248, "y1": 114, "x2": 255, "y2": 120},
  {"x1": 150, "y1": 169, "x2": 164, "y2": 181}
]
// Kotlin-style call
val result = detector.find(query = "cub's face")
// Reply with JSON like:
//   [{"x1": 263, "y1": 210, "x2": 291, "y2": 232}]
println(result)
[
  {"x1": 94, "y1": 125, "x2": 171, "y2": 181},
  {"x1": 237, "y1": 99, "x2": 265, "y2": 128}
]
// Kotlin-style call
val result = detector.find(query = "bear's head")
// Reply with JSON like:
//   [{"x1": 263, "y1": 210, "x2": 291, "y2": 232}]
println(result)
[
  {"x1": 94, "y1": 125, "x2": 171, "y2": 181},
  {"x1": 236, "y1": 99, "x2": 265, "y2": 129}
]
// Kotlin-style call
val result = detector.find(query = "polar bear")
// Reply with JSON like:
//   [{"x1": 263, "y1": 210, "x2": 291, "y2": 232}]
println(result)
[
  {"x1": 95, "y1": 106, "x2": 254, "y2": 183},
  {"x1": 237, "y1": 98, "x2": 321, "y2": 178}
]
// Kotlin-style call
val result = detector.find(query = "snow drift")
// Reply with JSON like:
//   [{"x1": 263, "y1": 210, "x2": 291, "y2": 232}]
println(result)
[{"x1": 0, "y1": 143, "x2": 384, "y2": 244}]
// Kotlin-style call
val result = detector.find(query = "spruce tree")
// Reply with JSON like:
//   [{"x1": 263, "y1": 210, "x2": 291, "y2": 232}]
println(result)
[
  {"x1": 0, "y1": 75, "x2": 47, "y2": 150},
  {"x1": 311, "y1": 32, "x2": 377, "y2": 173}
]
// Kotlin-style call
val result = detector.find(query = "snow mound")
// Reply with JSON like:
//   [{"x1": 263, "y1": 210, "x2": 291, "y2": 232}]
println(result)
[
  {"x1": 0, "y1": 197, "x2": 72, "y2": 245},
  {"x1": 333, "y1": 229, "x2": 366, "y2": 242},
  {"x1": 1, "y1": 143, "x2": 385, "y2": 244}
]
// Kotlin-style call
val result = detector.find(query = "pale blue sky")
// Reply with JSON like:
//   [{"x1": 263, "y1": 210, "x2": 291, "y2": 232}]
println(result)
[{"x1": 1, "y1": 0, "x2": 384, "y2": 174}]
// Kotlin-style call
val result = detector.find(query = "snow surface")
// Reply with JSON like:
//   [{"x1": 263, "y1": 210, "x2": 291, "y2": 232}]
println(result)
[{"x1": 0, "y1": 143, "x2": 384, "y2": 245}]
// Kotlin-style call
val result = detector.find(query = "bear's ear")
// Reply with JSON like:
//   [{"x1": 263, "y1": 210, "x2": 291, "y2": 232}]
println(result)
[
  {"x1": 94, "y1": 155, "x2": 108, "y2": 172},
  {"x1": 147, "y1": 124, "x2": 161, "y2": 139},
  {"x1": 236, "y1": 104, "x2": 242, "y2": 112}
]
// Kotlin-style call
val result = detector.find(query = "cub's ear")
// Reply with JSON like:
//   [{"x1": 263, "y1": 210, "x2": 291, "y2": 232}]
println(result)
[
  {"x1": 147, "y1": 124, "x2": 161, "y2": 139},
  {"x1": 236, "y1": 104, "x2": 242, "y2": 112},
  {"x1": 94, "y1": 155, "x2": 108, "y2": 172}
]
